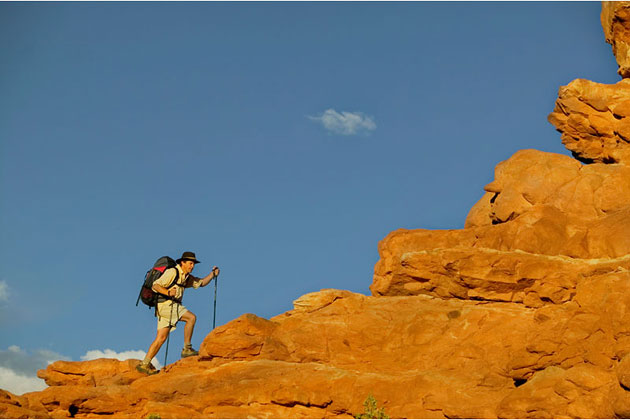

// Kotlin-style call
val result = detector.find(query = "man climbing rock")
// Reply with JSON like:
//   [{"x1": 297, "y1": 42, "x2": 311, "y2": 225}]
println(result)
[{"x1": 137, "y1": 251, "x2": 219, "y2": 375}]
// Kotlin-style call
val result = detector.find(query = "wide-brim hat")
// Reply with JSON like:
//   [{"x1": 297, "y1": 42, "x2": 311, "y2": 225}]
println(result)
[{"x1": 176, "y1": 251, "x2": 201, "y2": 264}]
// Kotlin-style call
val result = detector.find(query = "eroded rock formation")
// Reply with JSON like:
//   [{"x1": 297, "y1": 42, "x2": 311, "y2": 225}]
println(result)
[
  {"x1": 4, "y1": 281, "x2": 630, "y2": 418},
  {"x1": 548, "y1": 79, "x2": 630, "y2": 164},
  {"x1": 602, "y1": 1, "x2": 630, "y2": 78},
  {"x1": 372, "y1": 149, "x2": 630, "y2": 305},
  {"x1": 3, "y1": 3, "x2": 630, "y2": 419}
]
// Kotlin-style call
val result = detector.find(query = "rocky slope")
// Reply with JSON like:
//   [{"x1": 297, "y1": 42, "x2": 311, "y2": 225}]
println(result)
[{"x1": 3, "y1": 3, "x2": 630, "y2": 419}]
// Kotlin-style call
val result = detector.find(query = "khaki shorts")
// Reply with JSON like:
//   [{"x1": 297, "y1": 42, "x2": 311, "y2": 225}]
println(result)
[{"x1": 156, "y1": 300, "x2": 188, "y2": 331}]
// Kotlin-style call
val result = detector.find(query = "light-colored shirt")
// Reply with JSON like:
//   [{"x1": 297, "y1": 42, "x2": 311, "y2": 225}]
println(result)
[{"x1": 152, "y1": 265, "x2": 202, "y2": 301}]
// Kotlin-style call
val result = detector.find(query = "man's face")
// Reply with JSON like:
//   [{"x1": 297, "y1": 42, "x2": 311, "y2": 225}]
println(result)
[{"x1": 181, "y1": 260, "x2": 195, "y2": 274}]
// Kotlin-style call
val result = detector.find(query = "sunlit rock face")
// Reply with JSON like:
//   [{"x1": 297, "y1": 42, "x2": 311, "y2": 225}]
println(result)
[
  {"x1": 551, "y1": 3, "x2": 630, "y2": 165},
  {"x1": 369, "y1": 1, "x2": 630, "y2": 415},
  {"x1": 3, "y1": 3, "x2": 630, "y2": 420},
  {"x1": 602, "y1": 1, "x2": 630, "y2": 78},
  {"x1": 373, "y1": 148, "x2": 630, "y2": 305},
  {"x1": 548, "y1": 79, "x2": 630, "y2": 165},
  {"x1": 3, "y1": 280, "x2": 629, "y2": 419}
]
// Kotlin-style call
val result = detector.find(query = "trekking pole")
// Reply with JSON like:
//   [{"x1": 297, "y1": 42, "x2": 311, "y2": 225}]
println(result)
[
  {"x1": 164, "y1": 302, "x2": 174, "y2": 367},
  {"x1": 213, "y1": 274, "x2": 219, "y2": 330}
]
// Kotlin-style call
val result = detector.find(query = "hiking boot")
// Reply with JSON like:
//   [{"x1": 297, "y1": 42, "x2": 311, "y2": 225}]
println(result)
[
  {"x1": 136, "y1": 362, "x2": 158, "y2": 375},
  {"x1": 181, "y1": 345, "x2": 199, "y2": 358}
]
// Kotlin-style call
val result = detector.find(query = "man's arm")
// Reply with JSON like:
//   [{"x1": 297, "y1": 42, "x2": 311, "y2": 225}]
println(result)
[
  {"x1": 153, "y1": 283, "x2": 177, "y2": 297},
  {"x1": 152, "y1": 268, "x2": 178, "y2": 297},
  {"x1": 197, "y1": 266, "x2": 220, "y2": 287}
]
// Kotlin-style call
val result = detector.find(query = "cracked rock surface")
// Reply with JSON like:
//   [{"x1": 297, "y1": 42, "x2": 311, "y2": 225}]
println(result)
[{"x1": 3, "y1": 3, "x2": 630, "y2": 419}]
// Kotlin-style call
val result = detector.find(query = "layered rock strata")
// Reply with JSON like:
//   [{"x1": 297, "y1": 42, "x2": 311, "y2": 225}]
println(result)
[
  {"x1": 3, "y1": 3, "x2": 630, "y2": 419},
  {"x1": 4, "y1": 280, "x2": 630, "y2": 418},
  {"x1": 373, "y1": 149, "x2": 630, "y2": 304}
]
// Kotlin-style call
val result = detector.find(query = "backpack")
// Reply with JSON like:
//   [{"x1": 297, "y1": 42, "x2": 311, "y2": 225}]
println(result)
[{"x1": 136, "y1": 256, "x2": 180, "y2": 309}]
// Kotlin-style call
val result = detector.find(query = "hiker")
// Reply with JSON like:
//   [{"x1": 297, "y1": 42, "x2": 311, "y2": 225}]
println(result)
[{"x1": 137, "y1": 251, "x2": 219, "y2": 375}]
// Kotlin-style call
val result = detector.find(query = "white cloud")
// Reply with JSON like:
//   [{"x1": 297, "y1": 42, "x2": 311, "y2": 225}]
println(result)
[
  {"x1": 0, "y1": 280, "x2": 8, "y2": 302},
  {"x1": 0, "y1": 346, "x2": 163, "y2": 395},
  {"x1": 309, "y1": 108, "x2": 377, "y2": 135},
  {"x1": 81, "y1": 349, "x2": 161, "y2": 369},
  {"x1": 0, "y1": 346, "x2": 67, "y2": 395},
  {"x1": 0, "y1": 366, "x2": 47, "y2": 395},
  {"x1": 0, "y1": 346, "x2": 67, "y2": 375}
]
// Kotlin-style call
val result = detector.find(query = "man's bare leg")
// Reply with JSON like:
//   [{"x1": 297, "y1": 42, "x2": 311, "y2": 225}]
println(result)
[
  {"x1": 146, "y1": 327, "x2": 171, "y2": 362},
  {"x1": 137, "y1": 327, "x2": 171, "y2": 374},
  {"x1": 179, "y1": 311, "x2": 198, "y2": 357},
  {"x1": 180, "y1": 311, "x2": 197, "y2": 347}
]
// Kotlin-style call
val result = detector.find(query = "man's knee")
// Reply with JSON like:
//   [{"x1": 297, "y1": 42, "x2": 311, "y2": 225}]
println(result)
[
  {"x1": 184, "y1": 312, "x2": 196, "y2": 323},
  {"x1": 156, "y1": 328, "x2": 170, "y2": 343}
]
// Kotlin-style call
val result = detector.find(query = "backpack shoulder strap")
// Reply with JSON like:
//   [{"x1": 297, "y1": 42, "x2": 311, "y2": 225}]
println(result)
[
  {"x1": 155, "y1": 268, "x2": 180, "y2": 305},
  {"x1": 166, "y1": 267, "x2": 180, "y2": 289}
]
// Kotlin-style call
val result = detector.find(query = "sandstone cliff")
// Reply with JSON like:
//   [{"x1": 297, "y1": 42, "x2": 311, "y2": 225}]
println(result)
[
  {"x1": 3, "y1": 4, "x2": 630, "y2": 419},
  {"x1": 603, "y1": 1, "x2": 630, "y2": 78}
]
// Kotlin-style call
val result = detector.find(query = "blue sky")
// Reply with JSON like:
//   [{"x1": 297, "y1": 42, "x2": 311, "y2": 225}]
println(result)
[{"x1": 0, "y1": 2, "x2": 620, "y2": 394}]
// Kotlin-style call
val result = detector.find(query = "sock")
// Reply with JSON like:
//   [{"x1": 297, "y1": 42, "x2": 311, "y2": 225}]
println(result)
[{"x1": 142, "y1": 356, "x2": 151, "y2": 366}]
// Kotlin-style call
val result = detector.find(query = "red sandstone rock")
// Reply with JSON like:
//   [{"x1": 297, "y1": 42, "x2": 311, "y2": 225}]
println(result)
[
  {"x1": 496, "y1": 364, "x2": 617, "y2": 418},
  {"x1": 466, "y1": 149, "x2": 630, "y2": 227},
  {"x1": 38, "y1": 359, "x2": 146, "y2": 387},
  {"x1": 548, "y1": 79, "x2": 630, "y2": 164},
  {"x1": 3, "y1": 4, "x2": 630, "y2": 420},
  {"x1": 371, "y1": 148, "x2": 630, "y2": 304},
  {"x1": 9, "y1": 279, "x2": 630, "y2": 418},
  {"x1": 0, "y1": 390, "x2": 49, "y2": 419},
  {"x1": 372, "y1": 154, "x2": 630, "y2": 302},
  {"x1": 602, "y1": 1, "x2": 630, "y2": 78}
]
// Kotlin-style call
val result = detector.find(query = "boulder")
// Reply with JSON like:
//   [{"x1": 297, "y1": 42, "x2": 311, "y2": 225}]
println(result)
[
  {"x1": 465, "y1": 149, "x2": 630, "y2": 228},
  {"x1": 548, "y1": 78, "x2": 630, "y2": 164},
  {"x1": 601, "y1": 1, "x2": 630, "y2": 78},
  {"x1": 0, "y1": 390, "x2": 49, "y2": 419},
  {"x1": 37, "y1": 358, "x2": 146, "y2": 387},
  {"x1": 371, "y1": 148, "x2": 630, "y2": 303}
]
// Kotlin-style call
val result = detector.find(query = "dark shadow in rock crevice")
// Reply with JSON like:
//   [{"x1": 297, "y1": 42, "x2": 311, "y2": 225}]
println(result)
[{"x1": 513, "y1": 378, "x2": 527, "y2": 388}]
